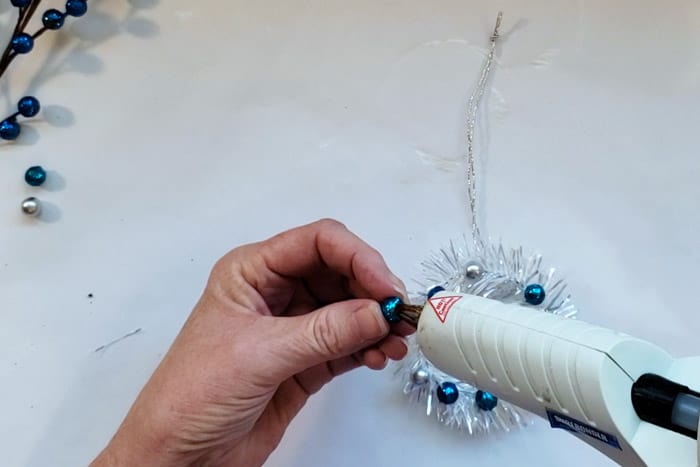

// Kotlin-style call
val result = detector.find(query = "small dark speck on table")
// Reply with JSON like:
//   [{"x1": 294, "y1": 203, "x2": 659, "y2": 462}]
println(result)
[{"x1": 87, "y1": 293, "x2": 94, "y2": 299}]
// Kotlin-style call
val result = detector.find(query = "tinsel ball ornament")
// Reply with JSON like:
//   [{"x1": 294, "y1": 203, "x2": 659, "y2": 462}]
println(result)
[{"x1": 396, "y1": 240, "x2": 578, "y2": 435}]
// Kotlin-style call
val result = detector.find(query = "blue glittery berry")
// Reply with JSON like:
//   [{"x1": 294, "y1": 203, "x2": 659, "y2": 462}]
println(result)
[
  {"x1": 0, "y1": 119, "x2": 21, "y2": 141},
  {"x1": 65, "y1": 0, "x2": 87, "y2": 17},
  {"x1": 524, "y1": 283, "x2": 546, "y2": 306},
  {"x1": 475, "y1": 390, "x2": 498, "y2": 411},
  {"x1": 11, "y1": 0, "x2": 31, "y2": 7},
  {"x1": 25, "y1": 166, "x2": 47, "y2": 187},
  {"x1": 42, "y1": 9, "x2": 65, "y2": 29},
  {"x1": 18, "y1": 96, "x2": 41, "y2": 118},
  {"x1": 427, "y1": 286, "x2": 445, "y2": 299},
  {"x1": 11, "y1": 33, "x2": 34, "y2": 54},
  {"x1": 437, "y1": 382, "x2": 459, "y2": 405},
  {"x1": 380, "y1": 296, "x2": 402, "y2": 324}
]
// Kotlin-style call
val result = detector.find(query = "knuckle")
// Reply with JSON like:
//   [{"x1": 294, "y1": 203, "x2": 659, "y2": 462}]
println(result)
[
  {"x1": 309, "y1": 311, "x2": 347, "y2": 356},
  {"x1": 366, "y1": 245, "x2": 383, "y2": 261},
  {"x1": 209, "y1": 255, "x2": 232, "y2": 282},
  {"x1": 316, "y1": 218, "x2": 346, "y2": 231}
]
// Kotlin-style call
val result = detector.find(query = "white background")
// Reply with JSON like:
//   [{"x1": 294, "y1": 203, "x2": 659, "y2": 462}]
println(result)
[{"x1": 1, "y1": 0, "x2": 699, "y2": 466}]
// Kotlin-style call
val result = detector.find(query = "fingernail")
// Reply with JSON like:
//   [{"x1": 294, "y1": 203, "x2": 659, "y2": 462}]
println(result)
[{"x1": 390, "y1": 275, "x2": 408, "y2": 300}]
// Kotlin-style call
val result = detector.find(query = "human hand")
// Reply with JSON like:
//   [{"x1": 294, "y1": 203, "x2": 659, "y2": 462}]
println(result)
[{"x1": 92, "y1": 219, "x2": 412, "y2": 467}]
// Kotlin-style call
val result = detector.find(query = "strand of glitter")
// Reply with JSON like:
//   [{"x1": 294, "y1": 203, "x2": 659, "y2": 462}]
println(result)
[
  {"x1": 93, "y1": 328, "x2": 143, "y2": 353},
  {"x1": 465, "y1": 12, "x2": 502, "y2": 246}
]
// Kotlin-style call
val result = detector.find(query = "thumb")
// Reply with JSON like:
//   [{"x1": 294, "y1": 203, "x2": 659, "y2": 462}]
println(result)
[{"x1": 269, "y1": 299, "x2": 390, "y2": 378}]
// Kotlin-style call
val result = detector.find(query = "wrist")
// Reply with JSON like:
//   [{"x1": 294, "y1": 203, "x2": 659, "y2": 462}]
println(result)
[{"x1": 91, "y1": 423, "x2": 194, "y2": 467}]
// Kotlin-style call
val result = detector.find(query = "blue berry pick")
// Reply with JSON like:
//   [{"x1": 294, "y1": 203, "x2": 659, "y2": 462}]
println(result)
[{"x1": 25, "y1": 166, "x2": 47, "y2": 187}]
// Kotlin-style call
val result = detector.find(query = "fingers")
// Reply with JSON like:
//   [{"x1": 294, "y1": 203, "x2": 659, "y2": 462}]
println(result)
[
  {"x1": 377, "y1": 334, "x2": 409, "y2": 360},
  {"x1": 259, "y1": 219, "x2": 407, "y2": 302},
  {"x1": 266, "y1": 299, "x2": 390, "y2": 379},
  {"x1": 356, "y1": 334, "x2": 408, "y2": 370},
  {"x1": 291, "y1": 335, "x2": 408, "y2": 396}
]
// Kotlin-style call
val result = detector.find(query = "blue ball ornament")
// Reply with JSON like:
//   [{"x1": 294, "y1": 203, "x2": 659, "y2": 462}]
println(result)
[
  {"x1": 524, "y1": 283, "x2": 546, "y2": 306},
  {"x1": 25, "y1": 166, "x2": 47, "y2": 187},
  {"x1": 18, "y1": 96, "x2": 41, "y2": 118},
  {"x1": 42, "y1": 9, "x2": 65, "y2": 29},
  {"x1": 437, "y1": 382, "x2": 459, "y2": 405},
  {"x1": 0, "y1": 119, "x2": 21, "y2": 140},
  {"x1": 427, "y1": 286, "x2": 445, "y2": 299},
  {"x1": 66, "y1": 0, "x2": 88, "y2": 17},
  {"x1": 11, "y1": 33, "x2": 34, "y2": 54},
  {"x1": 380, "y1": 296, "x2": 402, "y2": 324},
  {"x1": 475, "y1": 390, "x2": 498, "y2": 411},
  {"x1": 11, "y1": 0, "x2": 31, "y2": 7}
]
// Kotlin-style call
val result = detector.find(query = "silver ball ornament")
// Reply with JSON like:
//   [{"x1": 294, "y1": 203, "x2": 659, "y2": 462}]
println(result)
[
  {"x1": 465, "y1": 261, "x2": 484, "y2": 281},
  {"x1": 411, "y1": 368, "x2": 430, "y2": 385},
  {"x1": 21, "y1": 197, "x2": 41, "y2": 216}
]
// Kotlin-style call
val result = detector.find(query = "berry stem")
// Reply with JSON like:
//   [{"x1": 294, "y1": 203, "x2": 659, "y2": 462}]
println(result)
[
  {"x1": 32, "y1": 27, "x2": 48, "y2": 40},
  {"x1": 18, "y1": 0, "x2": 43, "y2": 32},
  {"x1": 0, "y1": 0, "x2": 44, "y2": 79}
]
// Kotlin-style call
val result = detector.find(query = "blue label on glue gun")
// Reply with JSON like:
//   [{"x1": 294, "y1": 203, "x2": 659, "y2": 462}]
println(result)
[{"x1": 546, "y1": 410, "x2": 622, "y2": 450}]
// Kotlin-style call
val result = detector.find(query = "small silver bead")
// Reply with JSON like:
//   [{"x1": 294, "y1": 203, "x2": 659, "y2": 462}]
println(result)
[
  {"x1": 465, "y1": 261, "x2": 484, "y2": 280},
  {"x1": 411, "y1": 368, "x2": 430, "y2": 385},
  {"x1": 21, "y1": 197, "x2": 41, "y2": 216}
]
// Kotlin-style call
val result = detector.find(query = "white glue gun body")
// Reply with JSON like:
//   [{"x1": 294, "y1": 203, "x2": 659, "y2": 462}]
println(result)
[{"x1": 416, "y1": 293, "x2": 700, "y2": 466}]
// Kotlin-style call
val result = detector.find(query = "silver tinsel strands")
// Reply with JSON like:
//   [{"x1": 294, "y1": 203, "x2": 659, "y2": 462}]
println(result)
[
  {"x1": 398, "y1": 340, "x2": 528, "y2": 434},
  {"x1": 396, "y1": 238, "x2": 578, "y2": 434},
  {"x1": 419, "y1": 238, "x2": 577, "y2": 318}
]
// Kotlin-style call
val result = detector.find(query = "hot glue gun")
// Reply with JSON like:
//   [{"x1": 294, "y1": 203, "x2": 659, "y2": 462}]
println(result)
[{"x1": 394, "y1": 292, "x2": 700, "y2": 466}]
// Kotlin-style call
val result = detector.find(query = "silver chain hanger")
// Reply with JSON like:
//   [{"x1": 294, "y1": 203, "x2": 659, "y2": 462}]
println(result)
[{"x1": 465, "y1": 12, "x2": 502, "y2": 246}]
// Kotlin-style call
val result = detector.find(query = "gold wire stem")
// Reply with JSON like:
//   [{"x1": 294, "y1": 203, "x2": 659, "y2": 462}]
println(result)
[{"x1": 397, "y1": 303, "x2": 423, "y2": 327}]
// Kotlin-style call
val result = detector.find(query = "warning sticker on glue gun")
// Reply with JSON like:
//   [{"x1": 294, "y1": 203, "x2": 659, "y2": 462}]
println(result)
[{"x1": 428, "y1": 296, "x2": 462, "y2": 323}]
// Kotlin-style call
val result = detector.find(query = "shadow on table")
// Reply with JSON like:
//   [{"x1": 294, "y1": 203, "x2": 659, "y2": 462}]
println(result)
[{"x1": 0, "y1": 0, "x2": 160, "y2": 149}]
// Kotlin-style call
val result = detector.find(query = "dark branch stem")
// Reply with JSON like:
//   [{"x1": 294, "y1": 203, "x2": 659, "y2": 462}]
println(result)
[
  {"x1": 0, "y1": 0, "x2": 44, "y2": 80},
  {"x1": 32, "y1": 27, "x2": 47, "y2": 40},
  {"x1": 19, "y1": 0, "x2": 43, "y2": 32}
]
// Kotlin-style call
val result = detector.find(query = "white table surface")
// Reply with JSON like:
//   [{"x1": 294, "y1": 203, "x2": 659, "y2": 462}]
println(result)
[{"x1": 1, "y1": 0, "x2": 699, "y2": 466}]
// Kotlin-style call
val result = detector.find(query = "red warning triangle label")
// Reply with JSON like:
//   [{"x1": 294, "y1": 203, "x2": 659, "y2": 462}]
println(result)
[{"x1": 428, "y1": 295, "x2": 462, "y2": 323}]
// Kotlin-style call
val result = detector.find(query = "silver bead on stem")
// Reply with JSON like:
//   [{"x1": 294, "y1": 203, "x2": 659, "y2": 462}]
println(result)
[
  {"x1": 411, "y1": 368, "x2": 430, "y2": 385},
  {"x1": 21, "y1": 197, "x2": 41, "y2": 216},
  {"x1": 465, "y1": 261, "x2": 484, "y2": 281}
]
